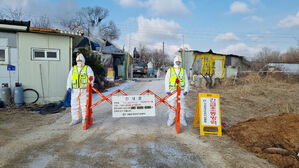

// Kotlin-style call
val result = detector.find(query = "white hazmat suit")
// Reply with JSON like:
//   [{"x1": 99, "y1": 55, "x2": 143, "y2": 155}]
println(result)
[
  {"x1": 66, "y1": 54, "x2": 94, "y2": 126},
  {"x1": 165, "y1": 56, "x2": 189, "y2": 126}
]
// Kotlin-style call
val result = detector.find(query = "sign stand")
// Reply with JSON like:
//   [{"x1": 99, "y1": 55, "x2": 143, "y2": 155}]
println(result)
[{"x1": 193, "y1": 93, "x2": 222, "y2": 136}]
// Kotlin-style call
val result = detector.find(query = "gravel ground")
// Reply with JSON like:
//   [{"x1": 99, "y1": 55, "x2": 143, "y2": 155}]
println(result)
[{"x1": 0, "y1": 79, "x2": 275, "y2": 168}]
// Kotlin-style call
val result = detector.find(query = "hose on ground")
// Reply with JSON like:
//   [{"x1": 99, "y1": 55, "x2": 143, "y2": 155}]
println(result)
[{"x1": 24, "y1": 88, "x2": 39, "y2": 104}]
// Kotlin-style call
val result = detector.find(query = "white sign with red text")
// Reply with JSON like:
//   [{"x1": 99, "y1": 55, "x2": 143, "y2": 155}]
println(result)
[
  {"x1": 112, "y1": 95, "x2": 155, "y2": 118},
  {"x1": 201, "y1": 97, "x2": 220, "y2": 126}
]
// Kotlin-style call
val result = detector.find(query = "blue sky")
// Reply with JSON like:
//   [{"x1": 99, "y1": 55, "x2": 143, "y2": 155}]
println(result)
[{"x1": 2, "y1": 0, "x2": 299, "y2": 58}]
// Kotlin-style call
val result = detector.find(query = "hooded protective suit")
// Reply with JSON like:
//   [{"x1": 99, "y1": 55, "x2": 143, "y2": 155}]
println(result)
[
  {"x1": 165, "y1": 55, "x2": 189, "y2": 126},
  {"x1": 66, "y1": 54, "x2": 94, "y2": 126}
]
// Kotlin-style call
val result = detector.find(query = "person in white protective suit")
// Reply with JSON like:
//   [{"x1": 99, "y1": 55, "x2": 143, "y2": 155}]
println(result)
[
  {"x1": 165, "y1": 55, "x2": 189, "y2": 126},
  {"x1": 66, "y1": 53, "x2": 94, "y2": 126}
]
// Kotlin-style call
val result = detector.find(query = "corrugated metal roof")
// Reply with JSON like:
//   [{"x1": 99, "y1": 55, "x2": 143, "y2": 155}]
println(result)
[
  {"x1": 30, "y1": 27, "x2": 83, "y2": 37},
  {"x1": 75, "y1": 36, "x2": 124, "y2": 55},
  {"x1": 181, "y1": 49, "x2": 250, "y2": 66},
  {"x1": 103, "y1": 43, "x2": 124, "y2": 55},
  {"x1": 180, "y1": 49, "x2": 246, "y2": 58}
]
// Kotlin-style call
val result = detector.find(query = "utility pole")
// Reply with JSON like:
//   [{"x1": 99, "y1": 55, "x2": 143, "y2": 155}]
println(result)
[
  {"x1": 128, "y1": 35, "x2": 132, "y2": 79},
  {"x1": 128, "y1": 35, "x2": 131, "y2": 55},
  {"x1": 162, "y1": 41, "x2": 164, "y2": 55},
  {"x1": 163, "y1": 41, "x2": 165, "y2": 65},
  {"x1": 182, "y1": 34, "x2": 185, "y2": 69},
  {"x1": 162, "y1": 41, "x2": 165, "y2": 68}
]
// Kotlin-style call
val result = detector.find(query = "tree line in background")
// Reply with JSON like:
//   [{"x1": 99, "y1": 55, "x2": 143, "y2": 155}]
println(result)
[
  {"x1": 134, "y1": 44, "x2": 173, "y2": 70},
  {"x1": 252, "y1": 43, "x2": 299, "y2": 70},
  {"x1": 0, "y1": 6, "x2": 120, "y2": 41}
]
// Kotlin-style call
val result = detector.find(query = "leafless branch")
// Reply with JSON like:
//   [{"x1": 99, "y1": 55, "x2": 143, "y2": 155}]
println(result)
[
  {"x1": 3, "y1": 7, "x2": 23, "y2": 20},
  {"x1": 98, "y1": 21, "x2": 120, "y2": 40},
  {"x1": 60, "y1": 6, "x2": 119, "y2": 40},
  {"x1": 31, "y1": 15, "x2": 52, "y2": 29}
]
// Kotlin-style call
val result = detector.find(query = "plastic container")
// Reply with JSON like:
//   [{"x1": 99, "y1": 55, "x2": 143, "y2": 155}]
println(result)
[
  {"x1": 147, "y1": 62, "x2": 154, "y2": 74},
  {"x1": 14, "y1": 82, "x2": 24, "y2": 107},
  {"x1": 1, "y1": 83, "x2": 11, "y2": 106}
]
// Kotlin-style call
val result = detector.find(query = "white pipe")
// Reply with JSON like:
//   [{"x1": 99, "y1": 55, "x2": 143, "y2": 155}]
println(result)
[{"x1": 0, "y1": 24, "x2": 27, "y2": 31}]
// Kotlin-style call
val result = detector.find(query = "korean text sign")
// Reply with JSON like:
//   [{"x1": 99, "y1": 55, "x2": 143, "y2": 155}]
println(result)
[
  {"x1": 112, "y1": 95, "x2": 155, "y2": 118},
  {"x1": 201, "y1": 96, "x2": 220, "y2": 126}
]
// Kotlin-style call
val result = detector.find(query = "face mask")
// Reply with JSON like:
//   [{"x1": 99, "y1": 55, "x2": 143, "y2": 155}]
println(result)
[{"x1": 77, "y1": 62, "x2": 83, "y2": 68}]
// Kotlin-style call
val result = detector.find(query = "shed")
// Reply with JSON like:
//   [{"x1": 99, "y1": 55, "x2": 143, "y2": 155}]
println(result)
[
  {"x1": 0, "y1": 19, "x2": 82, "y2": 103},
  {"x1": 102, "y1": 41, "x2": 126, "y2": 79},
  {"x1": 180, "y1": 49, "x2": 250, "y2": 79}
]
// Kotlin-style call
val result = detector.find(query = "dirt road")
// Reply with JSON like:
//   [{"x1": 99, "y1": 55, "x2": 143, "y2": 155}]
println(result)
[{"x1": 0, "y1": 79, "x2": 275, "y2": 168}]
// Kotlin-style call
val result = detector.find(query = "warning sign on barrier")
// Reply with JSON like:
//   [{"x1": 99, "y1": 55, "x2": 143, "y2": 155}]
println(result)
[
  {"x1": 112, "y1": 95, "x2": 155, "y2": 118},
  {"x1": 193, "y1": 93, "x2": 222, "y2": 136}
]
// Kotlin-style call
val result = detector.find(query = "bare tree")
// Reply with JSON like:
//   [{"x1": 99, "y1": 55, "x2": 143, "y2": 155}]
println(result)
[
  {"x1": 60, "y1": 6, "x2": 119, "y2": 41},
  {"x1": 2, "y1": 7, "x2": 23, "y2": 20},
  {"x1": 254, "y1": 47, "x2": 281, "y2": 63},
  {"x1": 250, "y1": 47, "x2": 282, "y2": 70},
  {"x1": 83, "y1": 6, "x2": 108, "y2": 27},
  {"x1": 76, "y1": 6, "x2": 108, "y2": 36},
  {"x1": 137, "y1": 44, "x2": 151, "y2": 62},
  {"x1": 283, "y1": 47, "x2": 299, "y2": 63},
  {"x1": 32, "y1": 15, "x2": 52, "y2": 29},
  {"x1": 295, "y1": 38, "x2": 299, "y2": 48},
  {"x1": 151, "y1": 49, "x2": 165, "y2": 69},
  {"x1": 0, "y1": 10, "x2": 4, "y2": 19},
  {"x1": 60, "y1": 17, "x2": 85, "y2": 32},
  {"x1": 135, "y1": 44, "x2": 170, "y2": 69},
  {"x1": 99, "y1": 21, "x2": 120, "y2": 41}
]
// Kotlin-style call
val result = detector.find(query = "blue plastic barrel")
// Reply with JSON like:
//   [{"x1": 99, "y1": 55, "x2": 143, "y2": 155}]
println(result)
[{"x1": 14, "y1": 83, "x2": 24, "y2": 106}]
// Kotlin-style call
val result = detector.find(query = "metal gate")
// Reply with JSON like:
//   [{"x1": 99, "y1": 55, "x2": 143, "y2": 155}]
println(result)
[{"x1": 83, "y1": 79, "x2": 182, "y2": 134}]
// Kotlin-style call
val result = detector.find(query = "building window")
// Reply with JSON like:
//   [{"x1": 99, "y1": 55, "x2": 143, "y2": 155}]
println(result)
[
  {"x1": 32, "y1": 48, "x2": 60, "y2": 61},
  {"x1": 0, "y1": 47, "x2": 9, "y2": 64},
  {"x1": 225, "y1": 56, "x2": 231, "y2": 66}
]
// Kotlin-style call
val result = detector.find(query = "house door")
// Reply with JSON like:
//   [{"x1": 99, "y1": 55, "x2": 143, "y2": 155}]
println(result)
[{"x1": 214, "y1": 60, "x2": 223, "y2": 78}]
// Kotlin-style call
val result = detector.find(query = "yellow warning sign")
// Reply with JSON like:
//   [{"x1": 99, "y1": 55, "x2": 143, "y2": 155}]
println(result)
[
  {"x1": 107, "y1": 67, "x2": 114, "y2": 82},
  {"x1": 193, "y1": 93, "x2": 222, "y2": 136}
]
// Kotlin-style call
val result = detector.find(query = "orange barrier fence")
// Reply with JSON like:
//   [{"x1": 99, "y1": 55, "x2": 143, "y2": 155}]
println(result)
[{"x1": 83, "y1": 79, "x2": 182, "y2": 134}]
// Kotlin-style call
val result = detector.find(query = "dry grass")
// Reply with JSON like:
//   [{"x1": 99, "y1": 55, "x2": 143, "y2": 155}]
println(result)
[
  {"x1": 187, "y1": 73, "x2": 299, "y2": 126},
  {"x1": 221, "y1": 73, "x2": 299, "y2": 87}
]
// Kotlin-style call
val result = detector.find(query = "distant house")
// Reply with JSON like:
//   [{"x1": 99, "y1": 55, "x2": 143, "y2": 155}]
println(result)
[
  {"x1": 102, "y1": 41, "x2": 128, "y2": 80},
  {"x1": 0, "y1": 19, "x2": 82, "y2": 103},
  {"x1": 179, "y1": 49, "x2": 250, "y2": 78},
  {"x1": 74, "y1": 37, "x2": 128, "y2": 80}
]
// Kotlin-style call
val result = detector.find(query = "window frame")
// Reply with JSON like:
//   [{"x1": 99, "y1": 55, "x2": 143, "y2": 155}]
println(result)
[
  {"x1": 0, "y1": 47, "x2": 9, "y2": 65},
  {"x1": 31, "y1": 48, "x2": 60, "y2": 61}
]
